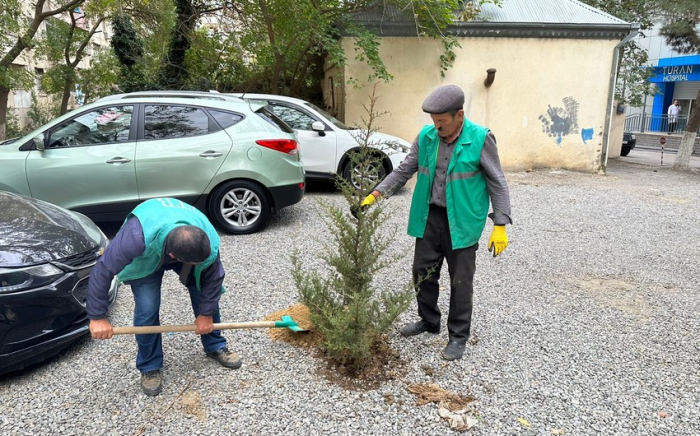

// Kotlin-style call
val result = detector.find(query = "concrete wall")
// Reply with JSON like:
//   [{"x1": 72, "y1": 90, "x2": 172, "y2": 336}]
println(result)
[
  {"x1": 327, "y1": 36, "x2": 621, "y2": 172},
  {"x1": 608, "y1": 102, "x2": 627, "y2": 158}
]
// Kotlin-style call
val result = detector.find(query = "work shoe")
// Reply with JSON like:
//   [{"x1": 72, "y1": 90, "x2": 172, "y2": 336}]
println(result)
[
  {"x1": 441, "y1": 340, "x2": 466, "y2": 361},
  {"x1": 140, "y1": 370, "x2": 163, "y2": 396},
  {"x1": 206, "y1": 347, "x2": 243, "y2": 369},
  {"x1": 399, "y1": 320, "x2": 440, "y2": 337}
]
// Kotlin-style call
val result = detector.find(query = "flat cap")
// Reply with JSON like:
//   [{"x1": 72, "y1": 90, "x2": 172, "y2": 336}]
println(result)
[{"x1": 421, "y1": 85, "x2": 465, "y2": 114}]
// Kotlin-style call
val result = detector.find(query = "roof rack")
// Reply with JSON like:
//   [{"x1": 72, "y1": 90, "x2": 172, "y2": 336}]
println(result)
[{"x1": 96, "y1": 90, "x2": 244, "y2": 103}]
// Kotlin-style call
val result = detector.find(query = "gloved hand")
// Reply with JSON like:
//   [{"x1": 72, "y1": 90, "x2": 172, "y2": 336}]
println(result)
[
  {"x1": 350, "y1": 193, "x2": 377, "y2": 219},
  {"x1": 488, "y1": 225, "x2": 508, "y2": 257}
]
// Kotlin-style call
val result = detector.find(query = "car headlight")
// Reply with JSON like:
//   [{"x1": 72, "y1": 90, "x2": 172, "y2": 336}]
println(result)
[
  {"x1": 630, "y1": 134, "x2": 636, "y2": 140},
  {"x1": 0, "y1": 264, "x2": 64, "y2": 294}
]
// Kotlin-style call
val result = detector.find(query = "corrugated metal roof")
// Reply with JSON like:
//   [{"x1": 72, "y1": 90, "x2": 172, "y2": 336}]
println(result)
[
  {"x1": 352, "y1": 0, "x2": 629, "y2": 26},
  {"x1": 478, "y1": 0, "x2": 628, "y2": 25}
]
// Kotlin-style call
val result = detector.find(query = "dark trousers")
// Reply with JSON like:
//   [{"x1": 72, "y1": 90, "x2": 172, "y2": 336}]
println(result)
[
  {"x1": 669, "y1": 121, "x2": 677, "y2": 134},
  {"x1": 129, "y1": 266, "x2": 226, "y2": 373},
  {"x1": 412, "y1": 206, "x2": 477, "y2": 343}
]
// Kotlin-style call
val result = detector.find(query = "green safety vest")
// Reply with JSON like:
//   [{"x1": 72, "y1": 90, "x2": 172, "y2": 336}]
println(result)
[
  {"x1": 117, "y1": 198, "x2": 221, "y2": 291},
  {"x1": 407, "y1": 120, "x2": 490, "y2": 249}
]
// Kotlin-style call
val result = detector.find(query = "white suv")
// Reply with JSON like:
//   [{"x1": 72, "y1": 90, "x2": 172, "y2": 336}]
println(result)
[{"x1": 228, "y1": 93, "x2": 410, "y2": 188}]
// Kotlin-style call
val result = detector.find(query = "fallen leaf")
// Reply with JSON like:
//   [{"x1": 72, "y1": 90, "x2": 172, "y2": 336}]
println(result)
[
  {"x1": 551, "y1": 429, "x2": 565, "y2": 435},
  {"x1": 517, "y1": 417, "x2": 530, "y2": 428}
]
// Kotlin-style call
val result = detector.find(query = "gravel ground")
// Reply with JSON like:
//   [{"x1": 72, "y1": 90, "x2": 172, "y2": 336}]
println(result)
[{"x1": 2, "y1": 159, "x2": 700, "y2": 435}]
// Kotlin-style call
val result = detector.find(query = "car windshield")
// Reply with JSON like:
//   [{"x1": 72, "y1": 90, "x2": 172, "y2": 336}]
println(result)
[{"x1": 303, "y1": 102, "x2": 352, "y2": 130}]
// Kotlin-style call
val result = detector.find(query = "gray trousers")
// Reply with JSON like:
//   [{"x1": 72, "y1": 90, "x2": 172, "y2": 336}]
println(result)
[{"x1": 412, "y1": 206, "x2": 478, "y2": 343}]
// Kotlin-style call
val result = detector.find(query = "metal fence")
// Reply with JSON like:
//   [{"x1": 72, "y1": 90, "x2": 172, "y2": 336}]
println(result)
[{"x1": 624, "y1": 114, "x2": 695, "y2": 133}]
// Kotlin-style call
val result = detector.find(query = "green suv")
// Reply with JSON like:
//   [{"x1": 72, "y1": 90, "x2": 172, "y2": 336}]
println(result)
[{"x1": 0, "y1": 92, "x2": 305, "y2": 234}]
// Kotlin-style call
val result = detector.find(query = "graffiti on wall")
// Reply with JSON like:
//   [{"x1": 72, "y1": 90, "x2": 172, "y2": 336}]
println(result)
[
  {"x1": 581, "y1": 128, "x2": 594, "y2": 144},
  {"x1": 539, "y1": 97, "x2": 580, "y2": 145}
]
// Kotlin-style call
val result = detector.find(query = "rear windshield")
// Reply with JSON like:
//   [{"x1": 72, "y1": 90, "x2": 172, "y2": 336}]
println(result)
[{"x1": 255, "y1": 107, "x2": 294, "y2": 133}]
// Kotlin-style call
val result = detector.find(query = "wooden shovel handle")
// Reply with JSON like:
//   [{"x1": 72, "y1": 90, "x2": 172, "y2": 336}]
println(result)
[{"x1": 112, "y1": 321, "x2": 277, "y2": 335}]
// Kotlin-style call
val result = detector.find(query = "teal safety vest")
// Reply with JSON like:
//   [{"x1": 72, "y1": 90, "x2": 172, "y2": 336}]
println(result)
[
  {"x1": 117, "y1": 198, "x2": 221, "y2": 291},
  {"x1": 407, "y1": 120, "x2": 490, "y2": 249}
]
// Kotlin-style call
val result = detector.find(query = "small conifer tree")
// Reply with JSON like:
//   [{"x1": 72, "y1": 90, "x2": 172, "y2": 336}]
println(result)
[{"x1": 292, "y1": 85, "x2": 415, "y2": 371}]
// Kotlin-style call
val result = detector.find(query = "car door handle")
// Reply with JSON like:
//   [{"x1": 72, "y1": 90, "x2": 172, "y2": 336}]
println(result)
[
  {"x1": 106, "y1": 157, "x2": 132, "y2": 164},
  {"x1": 199, "y1": 150, "x2": 223, "y2": 158}
]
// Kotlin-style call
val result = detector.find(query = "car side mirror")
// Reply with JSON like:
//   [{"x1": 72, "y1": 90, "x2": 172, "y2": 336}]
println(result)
[
  {"x1": 311, "y1": 121, "x2": 326, "y2": 137},
  {"x1": 33, "y1": 134, "x2": 45, "y2": 151}
]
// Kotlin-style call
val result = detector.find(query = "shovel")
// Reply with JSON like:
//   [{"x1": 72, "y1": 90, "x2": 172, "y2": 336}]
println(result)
[{"x1": 112, "y1": 315, "x2": 307, "y2": 335}]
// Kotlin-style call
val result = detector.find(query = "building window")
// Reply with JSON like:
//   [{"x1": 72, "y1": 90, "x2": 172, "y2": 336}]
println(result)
[{"x1": 34, "y1": 68, "x2": 44, "y2": 94}]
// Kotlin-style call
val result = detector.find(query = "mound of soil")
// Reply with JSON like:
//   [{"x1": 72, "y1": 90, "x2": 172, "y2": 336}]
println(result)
[
  {"x1": 265, "y1": 303, "x2": 406, "y2": 390},
  {"x1": 264, "y1": 303, "x2": 321, "y2": 349}
]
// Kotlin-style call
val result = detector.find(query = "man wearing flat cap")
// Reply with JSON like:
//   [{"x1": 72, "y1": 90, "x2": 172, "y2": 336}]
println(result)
[{"x1": 355, "y1": 84, "x2": 511, "y2": 361}]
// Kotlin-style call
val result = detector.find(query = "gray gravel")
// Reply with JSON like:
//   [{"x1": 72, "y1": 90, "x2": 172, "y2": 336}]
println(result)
[{"x1": 2, "y1": 159, "x2": 700, "y2": 435}]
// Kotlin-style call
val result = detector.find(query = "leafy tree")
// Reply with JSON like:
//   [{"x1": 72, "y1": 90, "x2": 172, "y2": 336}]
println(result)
[
  {"x1": 0, "y1": 0, "x2": 84, "y2": 140},
  {"x1": 208, "y1": 0, "x2": 500, "y2": 98},
  {"x1": 292, "y1": 86, "x2": 414, "y2": 371},
  {"x1": 77, "y1": 48, "x2": 120, "y2": 102},
  {"x1": 184, "y1": 27, "x2": 249, "y2": 91},
  {"x1": 579, "y1": 0, "x2": 656, "y2": 106},
  {"x1": 110, "y1": 14, "x2": 151, "y2": 92},
  {"x1": 653, "y1": 0, "x2": 700, "y2": 170},
  {"x1": 36, "y1": 10, "x2": 107, "y2": 114},
  {"x1": 110, "y1": 0, "x2": 178, "y2": 91},
  {"x1": 161, "y1": 0, "x2": 197, "y2": 88}
]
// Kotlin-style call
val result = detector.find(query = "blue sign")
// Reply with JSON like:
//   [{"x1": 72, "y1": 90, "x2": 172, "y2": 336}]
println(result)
[{"x1": 650, "y1": 64, "x2": 700, "y2": 83}]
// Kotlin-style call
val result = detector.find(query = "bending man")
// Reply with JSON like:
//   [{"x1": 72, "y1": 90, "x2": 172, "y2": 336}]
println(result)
[{"x1": 87, "y1": 198, "x2": 241, "y2": 396}]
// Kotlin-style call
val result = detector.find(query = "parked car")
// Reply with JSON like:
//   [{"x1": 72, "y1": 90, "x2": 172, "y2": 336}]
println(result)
[
  {"x1": 228, "y1": 93, "x2": 411, "y2": 189},
  {"x1": 622, "y1": 132, "x2": 636, "y2": 156},
  {"x1": 0, "y1": 92, "x2": 305, "y2": 234},
  {"x1": 0, "y1": 191, "x2": 119, "y2": 375}
]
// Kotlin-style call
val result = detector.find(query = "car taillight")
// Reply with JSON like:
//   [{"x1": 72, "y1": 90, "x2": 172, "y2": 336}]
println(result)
[{"x1": 256, "y1": 139, "x2": 298, "y2": 155}]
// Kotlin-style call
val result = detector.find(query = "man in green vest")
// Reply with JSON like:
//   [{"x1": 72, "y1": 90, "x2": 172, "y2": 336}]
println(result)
[
  {"x1": 355, "y1": 85, "x2": 512, "y2": 361},
  {"x1": 86, "y1": 198, "x2": 241, "y2": 396}
]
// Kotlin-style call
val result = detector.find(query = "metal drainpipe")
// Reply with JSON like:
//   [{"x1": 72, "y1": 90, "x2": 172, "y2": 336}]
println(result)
[{"x1": 601, "y1": 24, "x2": 640, "y2": 172}]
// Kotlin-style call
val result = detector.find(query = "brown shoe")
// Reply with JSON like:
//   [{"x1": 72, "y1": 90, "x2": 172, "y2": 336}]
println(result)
[
  {"x1": 140, "y1": 370, "x2": 163, "y2": 396},
  {"x1": 206, "y1": 347, "x2": 242, "y2": 369}
]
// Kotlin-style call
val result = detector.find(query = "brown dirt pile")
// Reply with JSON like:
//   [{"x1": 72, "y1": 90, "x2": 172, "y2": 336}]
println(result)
[
  {"x1": 407, "y1": 383, "x2": 475, "y2": 411},
  {"x1": 263, "y1": 303, "x2": 322, "y2": 349}
]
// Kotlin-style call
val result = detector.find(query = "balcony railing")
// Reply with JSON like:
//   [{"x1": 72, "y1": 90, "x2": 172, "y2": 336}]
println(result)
[{"x1": 624, "y1": 114, "x2": 695, "y2": 133}]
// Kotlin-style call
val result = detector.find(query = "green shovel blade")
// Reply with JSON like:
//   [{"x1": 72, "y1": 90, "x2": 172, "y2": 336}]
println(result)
[{"x1": 273, "y1": 315, "x2": 307, "y2": 332}]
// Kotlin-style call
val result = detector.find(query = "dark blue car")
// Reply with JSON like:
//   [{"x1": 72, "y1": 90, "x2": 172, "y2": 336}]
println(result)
[{"x1": 0, "y1": 191, "x2": 118, "y2": 375}]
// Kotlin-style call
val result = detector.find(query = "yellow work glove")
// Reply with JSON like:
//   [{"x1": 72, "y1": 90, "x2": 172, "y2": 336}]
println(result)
[
  {"x1": 350, "y1": 193, "x2": 377, "y2": 219},
  {"x1": 488, "y1": 225, "x2": 508, "y2": 257}
]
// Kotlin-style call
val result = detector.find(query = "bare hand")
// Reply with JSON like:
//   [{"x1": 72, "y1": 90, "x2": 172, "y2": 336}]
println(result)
[
  {"x1": 195, "y1": 315, "x2": 214, "y2": 335},
  {"x1": 90, "y1": 319, "x2": 114, "y2": 339}
]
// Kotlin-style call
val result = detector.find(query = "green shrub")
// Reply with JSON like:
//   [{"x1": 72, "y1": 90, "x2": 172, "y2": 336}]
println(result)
[{"x1": 292, "y1": 86, "x2": 414, "y2": 371}]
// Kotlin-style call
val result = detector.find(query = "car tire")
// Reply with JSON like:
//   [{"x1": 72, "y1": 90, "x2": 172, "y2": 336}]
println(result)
[
  {"x1": 208, "y1": 180, "x2": 271, "y2": 234},
  {"x1": 621, "y1": 146, "x2": 631, "y2": 157},
  {"x1": 342, "y1": 154, "x2": 387, "y2": 191}
]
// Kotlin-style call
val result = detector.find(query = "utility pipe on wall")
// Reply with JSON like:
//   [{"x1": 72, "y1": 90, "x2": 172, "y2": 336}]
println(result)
[{"x1": 601, "y1": 24, "x2": 640, "y2": 171}]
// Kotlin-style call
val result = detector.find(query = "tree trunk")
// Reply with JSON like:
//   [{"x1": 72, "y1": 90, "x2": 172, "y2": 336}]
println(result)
[
  {"x1": 0, "y1": 86, "x2": 8, "y2": 140},
  {"x1": 672, "y1": 89, "x2": 700, "y2": 170},
  {"x1": 60, "y1": 76, "x2": 73, "y2": 115},
  {"x1": 257, "y1": 0, "x2": 282, "y2": 94},
  {"x1": 162, "y1": 0, "x2": 196, "y2": 89}
]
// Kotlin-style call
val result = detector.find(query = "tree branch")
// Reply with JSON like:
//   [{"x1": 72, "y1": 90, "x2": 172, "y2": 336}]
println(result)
[
  {"x1": 70, "y1": 17, "x2": 107, "y2": 68},
  {"x1": 64, "y1": 10, "x2": 78, "y2": 65},
  {"x1": 1, "y1": 0, "x2": 84, "y2": 68}
]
